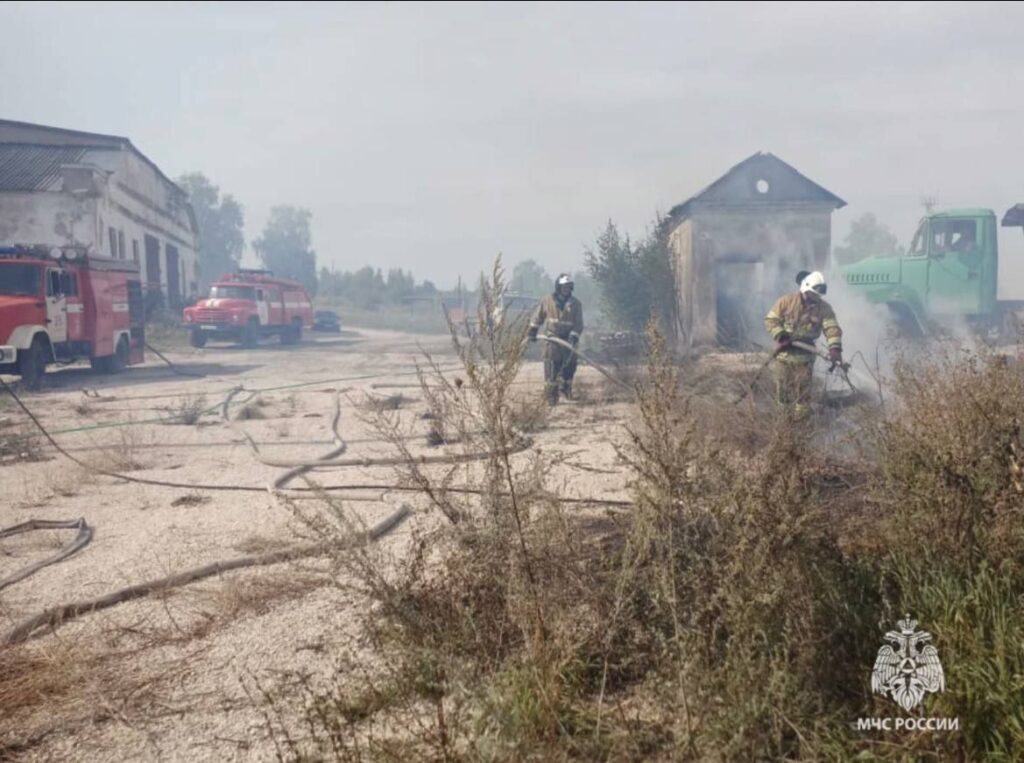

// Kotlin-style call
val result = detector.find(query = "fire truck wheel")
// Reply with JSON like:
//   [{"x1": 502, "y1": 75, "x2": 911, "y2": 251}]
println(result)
[
  {"x1": 242, "y1": 321, "x2": 259, "y2": 349},
  {"x1": 19, "y1": 337, "x2": 48, "y2": 390},
  {"x1": 111, "y1": 337, "x2": 130, "y2": 373},
  {"x1": 189, "y1": 329, "x2": 208, "y2": 348},
  {"x1": 282, "y1": 318, "x2": 302, "y2": 345}
]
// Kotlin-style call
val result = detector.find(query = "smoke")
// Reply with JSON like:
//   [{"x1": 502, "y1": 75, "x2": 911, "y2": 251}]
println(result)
[
  {"x1": 811, "y1": 276, "x2": 890, "y2": 401},
  {"x1": 822, "y1": 267, "x2": 990, "y2": 403}
]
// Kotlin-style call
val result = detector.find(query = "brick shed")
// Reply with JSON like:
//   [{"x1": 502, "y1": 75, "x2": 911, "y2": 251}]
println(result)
[{"x1": 668, "y1": 152, "x2": 845, "y2": 348}]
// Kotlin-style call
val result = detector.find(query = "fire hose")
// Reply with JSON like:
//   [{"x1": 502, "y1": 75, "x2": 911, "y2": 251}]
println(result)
[
  {"x1": 3, "y1": 507, "x2": 411, "y2": 645},
  {"x1": 0, "y1": 518, "x2": 92, "y2": 591},
  {"x1": 536, "y1": 335, "x2": 633, "y2": 392},
  {"x1": 733, "y1": 340, "x2": 859, "y2": 405},
  {"x1": 1, "y1": 379, "x2": 415, "y2": 645},
  {"x1": 790, "y1": 340, "x2": 859, "y2": 396}
]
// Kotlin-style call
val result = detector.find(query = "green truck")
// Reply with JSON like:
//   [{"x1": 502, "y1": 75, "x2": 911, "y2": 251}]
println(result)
[{"x1": 840, "y1": 206, "x2": 1024, "y2": 339}]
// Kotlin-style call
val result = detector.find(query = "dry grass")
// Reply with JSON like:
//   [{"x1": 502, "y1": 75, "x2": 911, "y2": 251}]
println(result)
[
  {"x1": 0, "y1": 639, "x2": 168, "y2": 759},
  {"x1": 170, "y1": 492, "x2": 210, "y2": 508},
  {"x1": 234, "y1": 534, "x2": 291, "y2": 555},
  {"x1": 254, "y1": 270, "x2": 1024, "y2": 761},
  {"x1": 507, "y1": 391, "x2": 549, "y2": 433},
  {"x1": 0, "y1": 399, "x2": 43, "y2": 466},
  {"x1": 165, "y1": 393, "x2": 208, "y2": 426},
  {"x1": 360, "y1": 393, "x2": 407, "y2": 413},
  {"x1": 79, "y1": 427, "x2": 146, "y2": 473},
  {"x1": 235, "y1": 401, "x2": 267, "y2": 421},
  {"x1": 0, "y1": 428, "x2": 43, "y2": 466}
]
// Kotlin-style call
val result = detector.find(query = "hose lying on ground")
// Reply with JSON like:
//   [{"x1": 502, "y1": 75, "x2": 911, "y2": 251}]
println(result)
[
  {"x1": 223, "y1": 385, "x2": 534, "y2": 474},
  {"x1": 221, "y1": 386, "x2": 349, "y2": 492},
  {"x1": 3, "y1": 505, "x2": 412, "y2": 646},
  {"x1": 144, "y1": 342, "x2": 206, "y2": 378},
  {"x1": 0, "y1": 519, "x2": 93, "y2": 591},
  {"x1": 1, "y1": 374, "x2": 630, "y2": 507}
]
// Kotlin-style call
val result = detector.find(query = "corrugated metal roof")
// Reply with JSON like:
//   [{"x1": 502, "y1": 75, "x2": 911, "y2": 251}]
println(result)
[{"x1": 0, "y1": 144, "x2": 90, "y2": 191}]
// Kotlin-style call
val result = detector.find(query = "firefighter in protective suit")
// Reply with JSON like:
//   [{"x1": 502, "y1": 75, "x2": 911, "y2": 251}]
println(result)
[
  {"x1": 528, "y1": 274, "x2": 583, "y2": 405},
  {"x1": 764, "y1": 270, "x2": 843, "y2": 417}
]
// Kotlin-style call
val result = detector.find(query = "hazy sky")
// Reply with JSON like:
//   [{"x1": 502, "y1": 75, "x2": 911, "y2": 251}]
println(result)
[{"x1": 3, "y1": 1, "x2": 1023, "y2": 287}]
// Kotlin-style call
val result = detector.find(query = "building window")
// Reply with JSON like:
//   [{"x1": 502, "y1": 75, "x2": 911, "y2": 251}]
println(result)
[
  {"x1": 118, "y1": 230, "x2": 126, "y2": 260},
  {"x1": 132, "y1": 239, "x2": 140, "y2": 263},
  {"x1": 108, "y1": 227, "x2": 117, "y2": 257}
]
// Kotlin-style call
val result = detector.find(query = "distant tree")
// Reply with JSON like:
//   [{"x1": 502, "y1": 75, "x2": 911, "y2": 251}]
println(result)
[
  {"x1": 252, "y1": 206, "x2": 317, "y2": 296},
  {"x1": 585, "y1": 217, "x2": 676, "y2": 333},
  {"x1": 385, "y1": 268, "x2": 416, "y2": 301},
  {"x1": 511, "y1": 259, "x2": 552, "y2": 297},
  {"x1": 177, "y1": 173, "x2": 245, "y2": 291},
  {"x1": 569, "y1": 268, "x2": 601, "y2": 324},
  {"x1": 317, "y1": 262, "x2": 439, "y2": 309},
  {"x1": 833, "y1": 213, "x2": 904, "y2": 264}
]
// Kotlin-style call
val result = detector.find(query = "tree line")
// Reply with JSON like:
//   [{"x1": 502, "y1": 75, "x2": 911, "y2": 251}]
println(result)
[
  {"x1": 177, "y1": 173, "x2": 318, "y2": 297},
  {"x1": 179, "y1": 171, "x2": 901, "y2": 330}
]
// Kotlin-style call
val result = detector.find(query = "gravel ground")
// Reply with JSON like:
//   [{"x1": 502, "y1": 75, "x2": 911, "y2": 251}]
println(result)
[{"x1": 0, "y1": 327, "x2": 634, "y2": 761}]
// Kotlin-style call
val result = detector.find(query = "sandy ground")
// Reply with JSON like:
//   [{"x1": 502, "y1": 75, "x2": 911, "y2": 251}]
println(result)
[{"x1": 0, "y1": 327, "x2": 634, "y2": 761}]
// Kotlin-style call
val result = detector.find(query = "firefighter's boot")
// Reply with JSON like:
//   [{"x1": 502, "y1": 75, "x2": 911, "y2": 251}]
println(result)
[{"x1": 545, "y1": 382, "x2": 560, "y2": 406}]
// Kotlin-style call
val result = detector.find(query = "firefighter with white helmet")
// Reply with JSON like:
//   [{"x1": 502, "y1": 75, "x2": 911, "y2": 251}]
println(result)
[
  {"x1": 528, "y1": 273, "x2": 584, "y2": 405},
  {"x1": 764, "y1": 270, "x2": 843, "y2": 417}
]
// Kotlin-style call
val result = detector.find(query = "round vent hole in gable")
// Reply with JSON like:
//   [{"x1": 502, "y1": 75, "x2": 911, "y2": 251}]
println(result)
[{"x1": 756, "y1": 179, "x2": 770, "y2": 194}]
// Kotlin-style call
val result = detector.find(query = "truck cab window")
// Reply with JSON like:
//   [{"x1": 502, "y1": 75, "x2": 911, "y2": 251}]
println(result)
[
  {"x1": 929, "y1": 219, "x2": 977, "y2": 257},
  {"x1": 47, "y1": 270, "x2": 62, "y2": 297},
  {"x1": 209, "y1": 285, "x2": 255, "y2": 299},
  {"x1": 60, "y1": 272, "x2": 78, "y2": 296},
  {"x1": 0, "y1": 264, "x2": 42, "y2": 296},
  {"x1": 908, "y1": 221, "x2": 927, "y2": 257}
]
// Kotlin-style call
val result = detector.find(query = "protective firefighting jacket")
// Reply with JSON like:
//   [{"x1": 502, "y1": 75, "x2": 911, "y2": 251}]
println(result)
[
  {"x1": 531, "y1": 293, "x2": 583, "y2": 341},
  {"x1": 764, "y1": 291, "x2": 842, "y2": 364}
]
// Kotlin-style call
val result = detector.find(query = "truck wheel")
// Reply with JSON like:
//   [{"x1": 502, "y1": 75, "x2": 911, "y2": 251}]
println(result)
[
  {"x1": 111, "y1": 337, "x2": 129, "y2": 373},
  {"x1": 242, "y1": 321, "x2": 259, "y2": 349},
  {"x1": 18, "y1": 337, "x2": 48, "y2": 390},
  {"x1": 282, "y1": 318, "x2": 302, "y2": 345},
  {"x1": 190, "y1": 329, "x2": 208, "y2": 348}
]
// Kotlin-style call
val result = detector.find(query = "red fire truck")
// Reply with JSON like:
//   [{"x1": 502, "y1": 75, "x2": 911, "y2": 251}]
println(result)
[
  {"x1": 182, "y1": 269, "x2": 313, "y2": 348},
  {"x1": 0, "y1": 245, "x2": 145, "y2": 389}
]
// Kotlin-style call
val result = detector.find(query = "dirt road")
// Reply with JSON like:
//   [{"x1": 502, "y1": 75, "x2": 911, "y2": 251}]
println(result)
[{"x1": 0, "y1": 327, "x2": 631, "y2": 761}]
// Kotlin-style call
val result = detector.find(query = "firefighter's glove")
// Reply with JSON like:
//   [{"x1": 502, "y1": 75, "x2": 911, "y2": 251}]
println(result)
[
  {"x1": 775, "y1": 332, "x2": 792, "y2": 351},
  {"x1": 569, "y1": 333, "x2": 579, "y2": 348},
  {"x1": 528, "y1": 326, "x2": 538, "y2": 342},
  {"x1": 828, "y1": 346, "x2": 843, "y2": 371}
]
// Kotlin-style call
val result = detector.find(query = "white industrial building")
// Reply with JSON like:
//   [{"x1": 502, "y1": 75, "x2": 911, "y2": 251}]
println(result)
[{"x1": 0, "y1": 119, "x2": 199, "y2": 312}]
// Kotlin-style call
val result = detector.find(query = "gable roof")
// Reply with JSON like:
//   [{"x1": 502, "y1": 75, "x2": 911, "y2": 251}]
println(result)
[
  {"x1": 669, "y1": 152, "x2": 846, "y2": 221},
  {"x1": 0, "y1": 144, "x2": 91, "y2": 191},
  {"x1": 0, "y1": 119, "x2": 185, "y2": 197},
  {"x1": 0, "y1": 119, "x2": 198, "y2": 236}
]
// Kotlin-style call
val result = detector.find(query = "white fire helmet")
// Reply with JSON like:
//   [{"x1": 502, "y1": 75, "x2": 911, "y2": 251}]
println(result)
[
  {"x1": 799, "y1": 271, "x2": 827, "y2": 296},
  {"x1": 556, "y1": 273, "x2": 574, "y2": 289}
]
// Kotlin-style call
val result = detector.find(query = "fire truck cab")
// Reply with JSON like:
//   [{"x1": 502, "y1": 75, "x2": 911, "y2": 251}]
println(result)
[
  {"x1": 183, "y1": 269, "x2": 313, "y2": 348},
  {"x1": 0, "y1": 245, "x2": 145, "y2": 389}
]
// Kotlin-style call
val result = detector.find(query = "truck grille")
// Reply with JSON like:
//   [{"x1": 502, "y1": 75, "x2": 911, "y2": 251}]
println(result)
[
  {"x1": 844, "y1": 272, "x2": 895, "y2": 285},
  {"x1": 194, "y1": 309, "x2": 230, "y2": 322}
]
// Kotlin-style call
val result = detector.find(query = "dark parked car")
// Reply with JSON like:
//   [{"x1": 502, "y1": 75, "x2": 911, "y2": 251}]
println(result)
[{"x1": 312, "y1": 309, "x2": 342, "y2": 333}]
